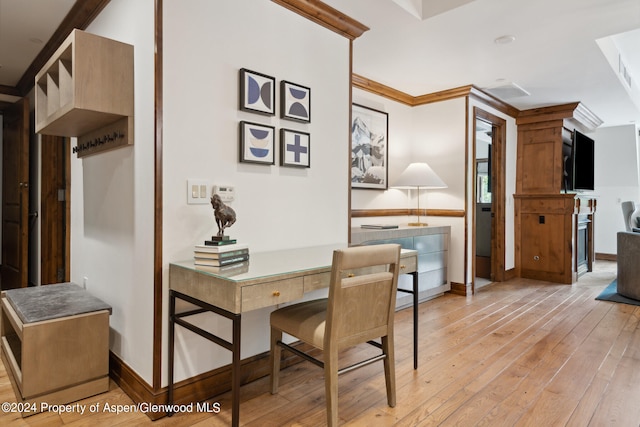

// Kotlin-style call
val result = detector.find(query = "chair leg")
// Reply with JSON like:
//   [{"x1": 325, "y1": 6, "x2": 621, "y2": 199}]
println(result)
[
  {"x1": 270, "y1": 327, "x2": 283, "y2": 394},
  {"x1": 324, "y1": 349, "x2": 339, "y2": 427},
  {"x1": 381, "y1": 335, "x2": 396, "y2": 407}
]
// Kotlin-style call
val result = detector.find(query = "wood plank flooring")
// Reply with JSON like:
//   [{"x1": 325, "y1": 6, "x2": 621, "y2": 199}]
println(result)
[{"x1": 2, "y1": 260, "x2": 640, "y2": 426}]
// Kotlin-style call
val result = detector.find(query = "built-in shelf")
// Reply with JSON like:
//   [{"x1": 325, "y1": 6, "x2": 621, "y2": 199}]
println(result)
[{"x1": 35, "y1": 29, "x2": 134, "y2": 158}]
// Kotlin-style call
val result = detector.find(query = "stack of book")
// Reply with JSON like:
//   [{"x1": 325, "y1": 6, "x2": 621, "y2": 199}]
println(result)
[{"x1": 194, "y1": 243, "x2": 250, "y2": 273}]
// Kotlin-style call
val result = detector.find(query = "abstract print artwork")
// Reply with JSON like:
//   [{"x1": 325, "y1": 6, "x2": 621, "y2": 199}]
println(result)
[
  {"x1": 239, "y1": 68, "x2": 275, "y2": 115},
  {"x1": 351, "y1": 103, "x2": 388, "y2": 189},
  {"x1": 281, "y1": 81, "x2": 311, "y2": 123},
  {"x1": 280, "y1": 129, "x2": 310, "y2": 168},
  {"x1": 239, "y1": 121, "x2": 275, "y2": 164}
]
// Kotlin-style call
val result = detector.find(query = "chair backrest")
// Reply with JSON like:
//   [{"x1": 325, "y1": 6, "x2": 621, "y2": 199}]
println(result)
[
  {"x1": 324, "y1": 244, "x2": 401, "y2": 351},
  {"x1": 622, "y1": 201, "x2": 635, "y2": 231}
]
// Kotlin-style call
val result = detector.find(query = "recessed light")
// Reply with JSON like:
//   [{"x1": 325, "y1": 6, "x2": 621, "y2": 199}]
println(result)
[{"x1": 494, "y1": 35, "x2": 516, "y2": 45}]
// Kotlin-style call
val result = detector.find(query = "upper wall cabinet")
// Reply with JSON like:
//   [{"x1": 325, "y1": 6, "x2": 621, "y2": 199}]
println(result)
[{"x1": 35, "y1": 29, "x2": 134, "y2": 157}]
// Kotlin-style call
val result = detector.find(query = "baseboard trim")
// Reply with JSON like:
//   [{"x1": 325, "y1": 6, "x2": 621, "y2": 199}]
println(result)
[
  {"x1": 449, "y1": 281, "x2": 469, "y2": 296},
  {"x1": 596, "y1": 252, "x2": 616, "y2": 262},
  {"x1": 504, "y1": 268, "x2": 517, "y2": 281},
  {"x1": 109, "y1": 345, "x2": 310, "y2": 420}
]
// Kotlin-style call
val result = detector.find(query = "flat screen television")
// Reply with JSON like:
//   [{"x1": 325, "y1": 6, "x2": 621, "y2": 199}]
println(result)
[{"x1": 572, "y1": 130, "x2": 595, "y2": 191}]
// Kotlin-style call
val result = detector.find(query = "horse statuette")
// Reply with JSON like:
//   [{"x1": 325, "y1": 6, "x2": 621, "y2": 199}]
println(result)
[{"x1": 210, "y1": 194, "x2": 236, "y2": 237}]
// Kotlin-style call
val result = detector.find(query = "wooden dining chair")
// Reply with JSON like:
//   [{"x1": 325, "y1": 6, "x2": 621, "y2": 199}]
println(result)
[{"x1": 270, "y1": 243, "x2": 401, "y2": 426}]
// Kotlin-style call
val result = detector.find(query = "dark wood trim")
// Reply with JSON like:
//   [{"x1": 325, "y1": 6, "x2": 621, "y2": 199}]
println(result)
[
  {"x1": 474, "y1": 108, "x2": 508, "y2": 284},
  {"x1": 153, "y1": 0, "x2": 164, "y2": 392},
  {"x1": 504, "y1": 268, "x2": 518, "y2": 281},
  {"x1": 351, "y1": 208, "x2": 465, "y2": 218},
  {"x1": 0, "y1": 85, "x2": 20, "y2": 97},
  {"x1": 348, "y1": 41, "x2": 354, "y2": 243},
  {"x1": 464, "y1": 96, "x2": 470, "y2": 290},
  {"x1": 414, "y1": 85, "x2": 474, "y2": 106},
  {"x1": 352, "y1": 74, "x2": 414, "y2": 106},
  {"x1": 469, "y1": 86, "x2": 520, "y2": 118},
  {"x1": 516, "y1": 102, "x2": 602, "y2": 132},
  {"x1": 596, "y1": 253, "x2": 617, "y2": 262},
  {"x1": 110, "y1": 346, "x2": 309, "y2": 420},
  {"x1": 16, "y1": 0, "x2": 111, "y2": 96},
  {"x1": 350, "y1": 76, "x2": 520, "y2": 119},
  {"x1": 109, "y1": 351, "x2": 164, "y2": 420},
  {"x1": 271, "y1": 0, "x2": 369, "y2": 40},
  {"x1": 448, "y1": 282, "x2": 470, "y2": 296}
]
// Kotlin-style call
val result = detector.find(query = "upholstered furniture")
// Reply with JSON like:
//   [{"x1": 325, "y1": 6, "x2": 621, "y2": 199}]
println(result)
[
  {"x1": 270, "y1": 244, "x2": 401, "y2": 427},
  {"x1": 617, "y1": 232, "x2": 640, "y2": 300},
  {"x1": 621, "y1": 201, "x2": 635, "y2": 232}
]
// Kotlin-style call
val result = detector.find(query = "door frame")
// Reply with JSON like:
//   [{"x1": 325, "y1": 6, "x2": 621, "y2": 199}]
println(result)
[
  {"x1": 472, "y1": 107, "x2": 506, "y2": 293},
  {"x1": 1, "y1": 98, "x2": 30, "y2": 289}
]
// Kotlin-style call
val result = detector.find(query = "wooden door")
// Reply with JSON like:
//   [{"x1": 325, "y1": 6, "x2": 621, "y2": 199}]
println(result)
[
  {"x1": 41, "y1": 135, "x2": 70, "y2": 284},
  {"x1": 2, "y1": 98, "x2": 30, "y2": 289}
]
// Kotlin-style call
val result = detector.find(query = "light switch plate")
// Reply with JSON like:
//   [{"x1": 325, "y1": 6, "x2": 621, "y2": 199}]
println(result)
[{"x1": 187, "y1": 179, "x2": 209, "y2": 204}]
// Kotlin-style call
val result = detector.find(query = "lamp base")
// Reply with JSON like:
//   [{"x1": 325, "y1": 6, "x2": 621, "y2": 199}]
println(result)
[{"x1": 408, "y1": 222, "x2": 428, "y2": 227}]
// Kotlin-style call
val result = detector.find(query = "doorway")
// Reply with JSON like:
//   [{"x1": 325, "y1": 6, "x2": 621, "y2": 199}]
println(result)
[{"x1": 472, "y1": 108, "x2": 507, "y2": 293}]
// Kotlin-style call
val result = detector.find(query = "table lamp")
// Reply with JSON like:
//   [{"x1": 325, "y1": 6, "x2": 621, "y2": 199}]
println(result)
[{"x1": 393, "y1": 162, "x2": 447, "y2": 226}]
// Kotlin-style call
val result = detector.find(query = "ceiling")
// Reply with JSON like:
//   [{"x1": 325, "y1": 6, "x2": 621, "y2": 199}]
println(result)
[
  {"x1": 1, "y1": 0, "x2": 640, "y2": 128},
  {"x1": 323, "y1": 0, "x2": 640, "y2": 128}
]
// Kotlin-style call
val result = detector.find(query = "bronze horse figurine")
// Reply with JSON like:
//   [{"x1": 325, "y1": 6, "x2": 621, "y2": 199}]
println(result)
[{"x1": 211, "y1": 194, "x2": 236, "y2": 236}]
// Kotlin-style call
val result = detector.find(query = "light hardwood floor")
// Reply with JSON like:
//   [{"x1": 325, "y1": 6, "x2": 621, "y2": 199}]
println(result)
[{"x1": 2, "y1": 260, "x2": 639, "y2": 426}]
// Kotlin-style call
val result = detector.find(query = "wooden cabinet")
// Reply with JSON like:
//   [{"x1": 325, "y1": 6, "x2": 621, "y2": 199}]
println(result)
[
  {"x1": 514, "y1": 103, "x2": 600, "y2": 283},
  {"x1": 35, "y1": 29, "x2": 134, "y2": 157}
]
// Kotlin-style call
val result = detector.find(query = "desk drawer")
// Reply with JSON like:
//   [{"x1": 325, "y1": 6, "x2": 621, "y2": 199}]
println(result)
[
  {"x1": 242, "y1": 277, "x2": 304, "y2": 311},
  {"x1": 304, "y1": 272, "x2": 331, "y2": 292},
  {"x1": 399, "y1": 255, "x2": 417, "y2": 274}
]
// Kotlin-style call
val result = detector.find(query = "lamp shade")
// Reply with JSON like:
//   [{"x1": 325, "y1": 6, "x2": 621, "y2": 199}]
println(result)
[{"x1": 393, "y1": 162, "x2": 447, "y2": 189}]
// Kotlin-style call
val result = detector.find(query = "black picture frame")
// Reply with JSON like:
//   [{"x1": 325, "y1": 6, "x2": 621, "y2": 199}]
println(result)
[
  {"x1": 351, "y1": 103, "x2": 389, "y2": 189},
  {"x1": 280, "y1": 128, "x2": 310, "y2": 168},
  {"x1": 239, "y1": 68, "x2": 276, "y2": 116},
  {"x1": 280, "y1": 80, "x2": 311, "y2": 123},
  {"x1": 239, "y1": 121, "x2": 276, "y2": 165}
]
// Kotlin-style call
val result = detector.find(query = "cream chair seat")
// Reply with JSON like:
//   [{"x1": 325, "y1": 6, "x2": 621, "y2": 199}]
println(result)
[{"x1": 270, "y1": 243, "x2": 401, "y2": 426}]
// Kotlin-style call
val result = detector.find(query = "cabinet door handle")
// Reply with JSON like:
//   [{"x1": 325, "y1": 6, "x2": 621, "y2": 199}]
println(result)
[{"x1": 272, "y1": 291, "x2": 281, "y2": 297}]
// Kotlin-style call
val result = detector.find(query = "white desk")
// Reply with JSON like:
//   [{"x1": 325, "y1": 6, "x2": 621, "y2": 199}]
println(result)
[{"x1": 167, "y1": 244, "x2": 418, "y2": 427}]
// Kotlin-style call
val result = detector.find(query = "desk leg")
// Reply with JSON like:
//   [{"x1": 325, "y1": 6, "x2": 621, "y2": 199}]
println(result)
[
  {"x1": 411, "y1": 271, "x2": 418, "y2": 370},
  {"x1": 168, "y1": 290, "x2": 176, "y2": 415},
  {"x1": 231, "y1": 314, "x2": 241, "y2": 427}
]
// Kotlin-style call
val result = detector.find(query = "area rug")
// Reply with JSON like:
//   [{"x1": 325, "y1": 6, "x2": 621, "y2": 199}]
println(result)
[{"x1": 596, "y1": 280, "x2": 640, "y2": 306}]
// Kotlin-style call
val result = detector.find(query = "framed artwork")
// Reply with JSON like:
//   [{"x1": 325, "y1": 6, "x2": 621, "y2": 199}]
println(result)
[
  {"x1": 239, "y1": 121, "x2": 275, "y2": 164},
  {"x1": 239, "y1": 68, "x2": 275, "y2": 115},
  {"x1": 281, "y1": 80, "x2": 311, "y2": 122},
  {"x1": 351, "y1": 103, "x2": 388, "y2": 189},
  {"x1": 280, "y1": 129, "x2": 310, "y2": 168}
]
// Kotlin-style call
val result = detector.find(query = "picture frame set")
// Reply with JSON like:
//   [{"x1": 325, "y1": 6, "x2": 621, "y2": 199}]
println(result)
[
  {"x1": 351, "y1": 103, "x2": 389, "y2": 190},
  {"x1": 238, "y1": 68, "x2": 310, "y2": 168}
]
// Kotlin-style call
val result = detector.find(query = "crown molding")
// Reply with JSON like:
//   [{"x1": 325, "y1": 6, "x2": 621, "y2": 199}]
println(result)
[
  {"x1": 516, "y1": 102, "x2": 602, "y2": 131},
  {"x1": 352, "y1": 74, "x2": 414, "y2": 105},
  {"x1": 272, "y1": 0, "x2": 369, "y2": 40},
  {"x1": 352, "y1": 75, "x2": 520, "y2": 117}
]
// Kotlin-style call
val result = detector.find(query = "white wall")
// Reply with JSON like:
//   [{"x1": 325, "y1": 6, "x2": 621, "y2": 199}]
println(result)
[
  {"x1": 163, "y1": 0, "x2": 350, "y2": 383},
  {"x1": 351, "y1": 88, "x2": 518, "y2": 285},
  {"x1": 593, "y1": 124, "x2": 640, "y2": 254},
  {"x1": 71, "y1": 0, "x2": 156, "y2": 382}
]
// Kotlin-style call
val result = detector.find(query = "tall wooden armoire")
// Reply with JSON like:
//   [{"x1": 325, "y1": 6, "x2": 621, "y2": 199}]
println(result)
[{"x1": 514, "y1": 103, "x2": 600, "y2": 284}]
